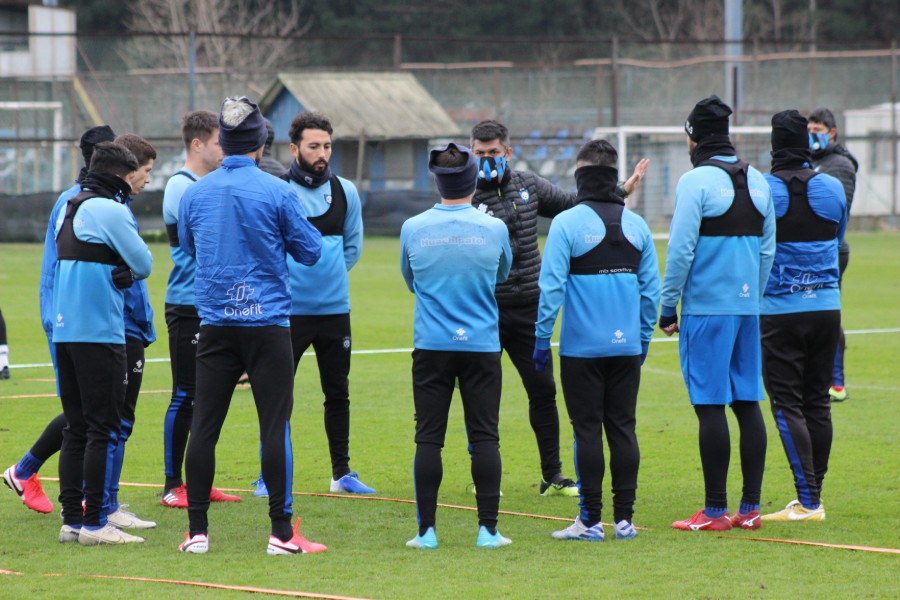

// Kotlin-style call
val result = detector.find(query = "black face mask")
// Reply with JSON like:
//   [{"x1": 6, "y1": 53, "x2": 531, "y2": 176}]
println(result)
[{"x1": 689, "y1": 135, "x2": 736, "y2": 167}]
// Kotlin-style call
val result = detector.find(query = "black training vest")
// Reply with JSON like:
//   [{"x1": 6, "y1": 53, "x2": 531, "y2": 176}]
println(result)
[
  {"x1": 55, "y1": 192, "x2": 123, "y2": 266},
  {"x1": 569, "y1": 202, "x2": 641, "y2": 275},
  {"x1": 697, "y1": 159, "x2": 765, "y2": 237},
  {"x1": 773, "y1": 168, "x2": 838, "y2": 243},
  {"x1": 165, "y1": 170, "x2": 197, "y2": 247},
  {"x1": 307, "y1": 175, "x2": 347, "y2": 237}
]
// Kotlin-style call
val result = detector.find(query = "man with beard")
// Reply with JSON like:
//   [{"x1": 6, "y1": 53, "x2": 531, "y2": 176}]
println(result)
[{"x1": 279, "y1": 111, "x2": 374, "y2": 495}]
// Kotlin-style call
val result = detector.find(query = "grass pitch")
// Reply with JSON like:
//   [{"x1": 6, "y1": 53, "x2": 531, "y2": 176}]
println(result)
[{"x1": 0, "y1": 234, "x2": 898, "y2": 599}]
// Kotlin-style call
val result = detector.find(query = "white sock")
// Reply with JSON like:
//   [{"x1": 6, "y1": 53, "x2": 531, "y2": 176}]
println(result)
[{"x1": 0, "y1": 344, "x2": 8, "y2": 369}]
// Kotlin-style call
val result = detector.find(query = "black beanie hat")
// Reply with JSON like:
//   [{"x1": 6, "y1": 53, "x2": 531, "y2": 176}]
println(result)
[
  {"x1": 79, "y1": 125, "x2": 116, "y2": 167},
  {"x1": 771, "y1": 109, "x2": 809, "y2": 151},
  {"x1": 429, "y1": 143, "x2": 478, "y2": 200},
  {"x1": 218, "y1": 96, "x2": 269, "y2": 156},
  {"x1": 685, "y1": 96, "x2": 732, "y2": 142}
]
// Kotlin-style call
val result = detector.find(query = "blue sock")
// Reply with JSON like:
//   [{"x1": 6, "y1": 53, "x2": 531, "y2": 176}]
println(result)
[
  {"x1": 704, "y1": 506, "x2": 728, "y2": 519},
  {"x1": 83, "y1": 524, "x2": 102, "y2": 531},
  {"x1": 16, "y1": 451, "x2": 44, "y2": 479},
  {"x1": 801, "y1": 502, "x2": 821, "y2": 510},
  {"x1": 740, "y1": 503, "x2": 760, "y2": 514}
]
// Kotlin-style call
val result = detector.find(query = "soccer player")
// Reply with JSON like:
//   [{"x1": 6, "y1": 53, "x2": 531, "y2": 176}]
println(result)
[
  {"x1": 3, "y1": 125, "x2": 116, "y2": 516},
  {"x1": 0, "y1": 307, "x2": 8, "y2": 380},
  {"x1": 535, "y1": 139, "x2": 660, "y2": 542},
  {"x1": 760, "y1": 110, "x2": 847, "y2": 522},
  {"x1": 53, "y1": 141, "x2": 153, "y2": 545},
  {"x1": 177, "y1": 96, "x2": 324, "y2": 555},
  {"x1": 470, "y1": 120, "x2": 647, "y2": 496},
  {"x1": 280, "y1": 111, "x2": 373, "y2": 495},
  {"x1": 660, "y1": 96, "x2": 775, "y2": 532},
  {"x1": 807, "y1": 108, "x2": 858, "y2": 403},
  {"x1": 160, "y1": 110, "x2": 240, "y2": 508},
  {"x1": 400, "y1": 142, "x2": 513, "y2": 550}
]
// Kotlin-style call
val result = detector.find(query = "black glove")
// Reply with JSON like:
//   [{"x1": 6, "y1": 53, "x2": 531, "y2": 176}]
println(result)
[
  {"x1": 658, "y1": 313, "x2": 678, "y2": 330},
  {"x1": 112, "y1": 264, "x2": 134, "y2": 289}
]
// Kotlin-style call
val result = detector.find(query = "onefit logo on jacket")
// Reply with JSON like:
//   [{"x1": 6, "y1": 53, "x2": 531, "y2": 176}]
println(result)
[
  {"x1": 225, "y1": 281, "x2": 262, "y2": 317},
  {"x1": 739, "y1": 283, "x2": 751, "y2": 298},
  {"x1": 55, "y1": 313, "x2": 65, "y2": 328},
  {"x1": 611, "y1": 329, "x2": 627, "y2": 344},
  {"x1": 452, "y1": 327, "x2": 468, "y2": 342}
]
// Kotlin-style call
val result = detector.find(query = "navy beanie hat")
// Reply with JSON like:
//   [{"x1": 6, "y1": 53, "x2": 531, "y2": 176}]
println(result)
[
  {"x1": 218, "y1": 96, "x2": 269, "y2": 156},
  {"x1": 429, "y1": 142, "x2": 478, "y2": 200},
  {"x1": 771, "y1": 109, "x2": 809, "y2": 151},
  {"x1": 685, "y1": 95, "x2": 732, "y2": 142},
  {"x1": 79, "y1": 125, "x2": 116, "y2": 167}
]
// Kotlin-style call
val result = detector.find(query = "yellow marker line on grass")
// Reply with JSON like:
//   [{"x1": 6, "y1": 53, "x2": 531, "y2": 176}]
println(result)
[{"x1": 720, "y1": 535, "x2": 900, "y2": 555}]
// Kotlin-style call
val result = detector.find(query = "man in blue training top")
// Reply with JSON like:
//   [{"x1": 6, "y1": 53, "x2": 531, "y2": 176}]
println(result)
[
  {"x1": 3, "y1": 132, "x2": 160, "y2": 532},
  {"x1": 400, "y1": 142, "x2": 513, "y2": 550},
  {"x1": 660, "y1": 96, "x2": 775, "y2": 532},
  {"x1": 760, "y1": 110, "x2": 847, "y2": 523},
  {"x1": 160, "y1": 110, "x2": 240, "y2": 508},
  {"x1": 53, "y1": 141, "x2": 153, "y2": 545},
  {"x1": 281, "y1": 111, "x2": 374, "y2": 495},
  {"x1": 535, "y1": 139, "x2": 660, "y2": 542},
  {"x1": 3, "y1": 125, "x2": 115, "y2": 516},
  {"x1": 177, "y1": 96, "x2": 324, "y2": 556}
]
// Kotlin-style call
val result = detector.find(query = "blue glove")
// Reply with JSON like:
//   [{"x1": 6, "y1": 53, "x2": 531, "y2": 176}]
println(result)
[
  {"x1": 640, "y1": 353, "x2": 647, "y2": 366},
  {"x1": 533, "y1": 347, "x2": 551, "y2": 372},
  {"x1": 640, "y1": 341, "x2": 649, "y2": 365}
]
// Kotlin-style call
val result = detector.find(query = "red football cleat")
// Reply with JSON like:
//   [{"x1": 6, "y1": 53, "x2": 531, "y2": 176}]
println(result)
[
  {"x1": 3, "y1": 465, "x2": 53, "y2": 514},
  {"x1": 672, "y1": 509, "x2": 733, "y2": 531},
  {"x1": 209, "y1": 487, "x2": 241, "y2": 503},
  {"x1": 731, "y1": 510, "x2": 762, "y2": 530},
  {"x1": 161, "y1": 484, "x2": 189, "y2": 508}
]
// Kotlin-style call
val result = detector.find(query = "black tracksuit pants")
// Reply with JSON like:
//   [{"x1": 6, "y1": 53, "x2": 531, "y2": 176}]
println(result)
[
  {"x1": 290, "y1": 313, "x2": 352, "y2": 480},
  {"x1": 56, "y1": 342, "x2": 124, "y2": 527},
  {"x1": 560, "y1": 355, "x2": 641, "y2": 524},
  {"x1": 412, "y1": 349, "x2": 502, "y2": 531},
  {"x1": 498, "y1": 302, "x2": 563, "y2": 481},
  {"x1": 164, "y1": 303, "x2": 200, "y2": 491},
  {"x1": 186, "y1": 325, "x2": 296, "y2": 541},
  {"x1": 762, "y1": 310, "x2": 840, "y2": 506}
]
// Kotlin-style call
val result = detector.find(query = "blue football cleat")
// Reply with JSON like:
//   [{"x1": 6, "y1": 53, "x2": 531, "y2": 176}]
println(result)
[
  {"x1": 251, "y1": 477, "x2": 268, "y2": 497},
  {"x1": 476, "y1": 526, "x2": 512, "y2": 549},
  {"x1": 405, "y1": 526, "x2": 438, "y2": 550},
  {"x1": 330, "y1": 472, "x2": 376, "y2": 494}
]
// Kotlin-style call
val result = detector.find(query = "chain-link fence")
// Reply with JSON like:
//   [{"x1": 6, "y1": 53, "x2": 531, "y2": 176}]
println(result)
[{"x1": 2, "y1": 31, "x2": 898, "y2": 236}]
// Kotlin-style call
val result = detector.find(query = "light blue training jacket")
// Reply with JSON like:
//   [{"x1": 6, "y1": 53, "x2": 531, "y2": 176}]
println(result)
[{"x1": 400, "y1": 204, "x2": 512, "y2": 352}]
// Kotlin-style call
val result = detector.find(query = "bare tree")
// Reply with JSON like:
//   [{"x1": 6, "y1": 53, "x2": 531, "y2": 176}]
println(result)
[
  {"x1": 612, "y1": 0, "x2": 725, "y2": 42},
  {"x1": 122, "y1": 0, "x2": 310, "y2": 94}
]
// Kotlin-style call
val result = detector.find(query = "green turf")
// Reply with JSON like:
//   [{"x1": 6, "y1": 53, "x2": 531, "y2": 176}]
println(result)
[{"x1": 0, "y1": 234, "x2": 898, "y2": 599}]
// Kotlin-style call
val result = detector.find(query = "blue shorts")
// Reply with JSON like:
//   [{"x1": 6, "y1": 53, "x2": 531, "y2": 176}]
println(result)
[{"x1": 679, "y1": 315, "x2": 763, "y2": 405}]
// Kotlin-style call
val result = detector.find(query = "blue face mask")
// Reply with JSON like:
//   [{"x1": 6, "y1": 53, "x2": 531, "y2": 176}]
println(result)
[
  {"x1": 478, "y1": 156, "x2": 507, "y2": 183},
  {"x1": 809, "y1": 132, "x2": 830, "y2": 152}
]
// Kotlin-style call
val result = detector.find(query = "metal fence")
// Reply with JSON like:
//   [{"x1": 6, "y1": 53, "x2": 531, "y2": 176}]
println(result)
[{"x1": 1, "y1": 32, "x2": 898, "y2": 235}]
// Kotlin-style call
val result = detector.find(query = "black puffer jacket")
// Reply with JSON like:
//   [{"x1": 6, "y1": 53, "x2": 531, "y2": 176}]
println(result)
[
  {"x1": 472, "y1": 170, "x2": 575, "y2": 307},
  {"x1": 812, "y1": 142, "x2": 858, "y2": 212}
]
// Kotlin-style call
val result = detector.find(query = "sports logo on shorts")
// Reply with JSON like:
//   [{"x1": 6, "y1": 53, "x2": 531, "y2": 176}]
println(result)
[
  {"x1": 192, "y1": 332, "x2": 199, "y2": 345},
  {"x1": 342, "y1": 336, "x2": 351, "y2": 350},
  {"x1": 133, "y1": 359, "x2": 144, "y2": 373}
]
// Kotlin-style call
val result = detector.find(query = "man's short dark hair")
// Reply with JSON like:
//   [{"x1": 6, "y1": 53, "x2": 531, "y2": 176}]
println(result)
[
  {"x1": 575, "y1": 139, "x2": 618, "y2": 168},
  {"x1": 808, "y1": 107, "x2": 837, "y2": 131},
  {"x1": 181, "y1": 110, "x2": 218, "y2": 149},
  {"x1": 289, "y1": 112, "x2": 333, "y2": 144},
  {"x1": 114, "y1": 134, "x2": 157, "y2": 167},
  {"x1": 433, "y1": 145, "x2": 467, "y2": 169},
  {"x1": 470, "y1": 120, "x2": 510, "y2": 147},
  {"x1": 89, "y1": 141, "x2": 138, "y2": 176}
]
